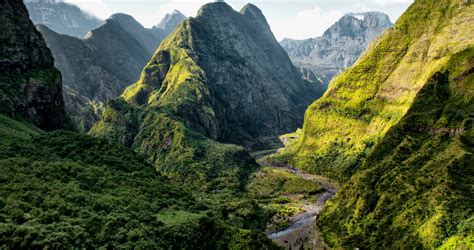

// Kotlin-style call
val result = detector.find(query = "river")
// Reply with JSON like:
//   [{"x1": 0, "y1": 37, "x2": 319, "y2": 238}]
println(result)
[{"x1": 254, "y1": 151, "x2": 339, "y2": 249}]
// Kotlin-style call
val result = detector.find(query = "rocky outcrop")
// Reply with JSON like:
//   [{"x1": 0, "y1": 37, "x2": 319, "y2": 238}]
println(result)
[
  {"x1": 0, "y1": 0, "x2": 67, "y2": 130},
  {"x1": 110, "y1": 2, "x2": 324, "y2": 150},
  {"x1": 192, "y1": 3, "x2": 324, "y2": 149},
  {"x1": 90, "y1": 2, "x2": 323, "y2": 187},
  {"x1": 24, "y1": 0, "x2": 103, "y2": 38},
  {"x1": 281, "y1": 12, "x2": 392, "y2": 85},
  {"x1": 37, "y1": 11, "x2": 186, "y2": 132}
]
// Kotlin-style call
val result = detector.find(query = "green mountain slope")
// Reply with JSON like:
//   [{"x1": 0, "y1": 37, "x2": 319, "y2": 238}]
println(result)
[
  {"x1": 268, "y1": 0, "x2": 474, "y2": 248},
  {"x1": 0, "y1": 114, "x2": 275, "y2": 248},
  {"x1": 91, "y1": 2, "x2": 323, "y2": 189},
  {"x1": 274, "y1": 0, "x2": 474, "y2": 182},
  {"x1": 0, "y1": 1, "x2": 275, "y2": 248},
  {"x1": 319, "y1": 46, "x2": 474, "y2": 249}
]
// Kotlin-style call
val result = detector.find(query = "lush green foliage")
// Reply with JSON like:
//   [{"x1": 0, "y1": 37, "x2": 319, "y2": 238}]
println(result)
[
  {"x1": 0, "y1": 115, "x2": 275, "y2": 248},
  {"x1": 318, "y1": 46, "x2": 474, "y2": 248},
  {"x1": 246, "y1": 166, "x2": 323, "y2": 232},
  {"x1": 90, "y1": 21, "x2": 259, "y2": 192},
  {"x1": 247, "y1": 167, "x2": 322, "y2": 199},
  {"x1": 274, "y1": 0, "x2": 474, "y2": 182}
]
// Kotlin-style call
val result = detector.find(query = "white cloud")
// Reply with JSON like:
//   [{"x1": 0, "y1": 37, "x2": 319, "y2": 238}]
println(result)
[
  {"x1": 268, "y1": 6, "x2": 344, "y2": 40},
  {"x1": 63, "y1": 0, "x2": 110, "y2": 19}
]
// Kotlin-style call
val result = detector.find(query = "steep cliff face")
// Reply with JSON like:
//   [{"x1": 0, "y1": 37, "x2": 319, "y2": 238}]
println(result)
[
  {"x1": 189, "y1": 3, "x2": 324, "y2": 149},
  {"x1": 37, "y1": 11, "x2": 186, "y2": 132},
  {"x1": 281, "y1": 12, "x2": 393, "y2": 85},
  {"x1": 24, "y1": 0, "x2": 103, "y2": 38},
  {"x1": 276, "y1": 0, "x2": 474, "y2": 182},
  {"x1": 91, "y1": 2, "x2": 323, "y2": 187},
  {"x1": 0, "y1": 0, "x2": 67, "y2": 130},
  {"x1": 319, "y1": 46, "x2": 474, "y2": 249}
]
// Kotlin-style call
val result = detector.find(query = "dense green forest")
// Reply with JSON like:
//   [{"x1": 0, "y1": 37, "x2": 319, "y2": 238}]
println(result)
[
  {"x1": 0, "y1": 114, "x2": 278, "y2": 248},
  {"x1": 1, "y1": 0, "x2": 473, "y2": 249}
]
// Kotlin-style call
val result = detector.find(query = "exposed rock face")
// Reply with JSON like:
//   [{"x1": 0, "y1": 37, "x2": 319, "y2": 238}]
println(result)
[
  {"x1": 190, "y1": 3, "x2": 324, "y2": 149},
  {"x1": 37, "y1": 11, "x2": 186, "y2": 132},
  {"x1": 110, "y1": 13, "x2": 164, "y2": 54},
  {"x1": 90, "y1": 2, "x2": 323, "y2": 186},
  {"x1": 117, "y1": 2, "x2": 324, "y2": 150},
  {"x1": 24, "y1": 0, "x2": 103, "y2": 38},
  {"x1": 154, "y1": 10, "x2": 187, "y2": 34},
  {"x1": 281, "y1": 12, "x2": 393, "y2": 85},
  {"x1": 0, "y1": 0, "x2": 67, "y2": 130}
]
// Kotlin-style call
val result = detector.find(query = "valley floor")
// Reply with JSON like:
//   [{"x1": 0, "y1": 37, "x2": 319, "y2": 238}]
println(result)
[{"x1": 249, "y1": 150, "x2": 340, "y2": 249}]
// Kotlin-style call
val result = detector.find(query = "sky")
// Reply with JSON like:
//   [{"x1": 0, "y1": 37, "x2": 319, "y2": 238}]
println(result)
[{"x1": 63, "y1": 0, "x2": 414, "y2": 40}]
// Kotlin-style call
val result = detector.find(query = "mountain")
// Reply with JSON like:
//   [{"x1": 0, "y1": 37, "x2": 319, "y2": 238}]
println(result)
[
  {"x1": 0, "y1": 0, "x2": 67, "y2": 131},
  {"x1": 281, "y1": 12, "x2": 393, "y2": 85},
  {"x1": 37, "y1": 11, "x2": 186, "y2": 132},
  {"x1": 24, "y1": 0, "x2": 103, "y2": 38},
  {"x1": 154, "y1": 10, "x2": 187, "y2": 34},
  {"x1": 90, "y1": 2, "x2": 323, "y2": 187},
  {"x1": 274, "y1": 0, "x2": 473, "y2": 248},
  {"x1": 109, "y1": 11, "x2": 186, "y2": 55},
  {"x1": 0, "y1": 1, "x2": 275, "y2": 248}
]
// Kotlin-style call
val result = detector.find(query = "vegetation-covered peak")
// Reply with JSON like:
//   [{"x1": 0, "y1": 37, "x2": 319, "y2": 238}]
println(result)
[
  {"x1": 273, "y1": 0, "x2": 473, "y2": 247},
  {"x1": 118, "y1": 1, "x2": 323, "y2": 150},
  {"x1": 275, "y1": 0, "x2": 474, "y2": 181}
]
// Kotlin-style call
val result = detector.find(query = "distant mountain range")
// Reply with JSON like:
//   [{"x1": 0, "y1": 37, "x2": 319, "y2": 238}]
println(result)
[
  {"x1": 24, "y1": 0, "x2": 103, "y2": 38},
  {"x1": 281, "y1": 12, "x2": 393, "y2": 85},
  {"x1": 32, "y1": 8, "x2": 186, "y2": 132}
]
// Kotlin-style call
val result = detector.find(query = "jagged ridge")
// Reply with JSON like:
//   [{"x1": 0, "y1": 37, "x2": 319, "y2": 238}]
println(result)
[
  {"x1": 37, "y1": 11, "x2": 186, "y2": 132},
  {"x1": 281, "y1": 12, "x2": 393, "y2": 85},
  {"x1": 91, "y1": 2, "x2": 323, "y2": 189}
]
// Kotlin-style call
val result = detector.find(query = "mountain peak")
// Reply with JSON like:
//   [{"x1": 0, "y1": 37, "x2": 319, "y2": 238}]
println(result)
[
  {"x1": 154, "y1": 10, "x2": 186, "y2": 33},
  {"x1": 348, "y1": 11, "x2": 393, "y2": 28},
  {"x1": 196, "y1": 1, "x2": 234, "y2": 17},
  {"x1": 240, "y1": 3, "x2": 261, "y2": 15},
  {"x1": 240, "y1": 3, "x2": 267, "y2": 23},
  {"x1": 322, "y1": 11, "x2": 393, "y2": 41},
  {"x1": 109, "y1": 13, "x2": 145, "y2": 30},
  {"x1": 106, "y1": 2, "x2": 323, "y2": 150}
]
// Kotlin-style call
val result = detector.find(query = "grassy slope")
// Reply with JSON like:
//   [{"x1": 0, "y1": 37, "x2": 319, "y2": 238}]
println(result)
[
  {"x1": 318, "y1": 43, "x2": 474, "y2": 248},
  {"x1": 86, "y1": 22, "x2": 276, "y2": 247},
  {"x1": 274, "y1": 0, "x2": 474, "y2": 182},
  {"x1": 90, "y1": 20, "x2": 258, "y2": 192},
  {"x1": 0, "y1": 114, "x2": 275, "y2": 248}
]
